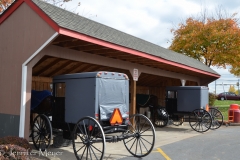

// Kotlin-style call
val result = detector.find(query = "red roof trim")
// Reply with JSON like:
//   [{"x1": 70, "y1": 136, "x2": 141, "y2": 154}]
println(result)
[
  {"x1": 0, "y1": 0, "x2": 59, "y2": 31},
  {"x1": 0, "y1": 0, "x2": 24, "y2": 25},
  {"x1": 24, "y1": 0, "x2": 59, "y2": 32},
  {"x1": 59, "y1": 28, "x2": 220, "y2": 78}
]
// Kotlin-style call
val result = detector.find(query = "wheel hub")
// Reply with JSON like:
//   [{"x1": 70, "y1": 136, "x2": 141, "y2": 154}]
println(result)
[
  {"x1": 198, "y1": 118, "x2": 202, "y2": 122},
  {"x1": 39, "y1": 128, "x2": 47, "y2": 136},
  {"x1": 83, "y1": 139, "x2": 92, "y2": 146},
  {"x1": 135, "y1": 132, "x2": 141, "y2": 139}
]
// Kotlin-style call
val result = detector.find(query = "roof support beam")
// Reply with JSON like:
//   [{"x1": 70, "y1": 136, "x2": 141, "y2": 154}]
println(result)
[
  {"x1": 41, "y1": 45, "x2": 201, "y2": 84},
  {"x1": 130, "y1": 79, "x2": 136, "y2": 116}
]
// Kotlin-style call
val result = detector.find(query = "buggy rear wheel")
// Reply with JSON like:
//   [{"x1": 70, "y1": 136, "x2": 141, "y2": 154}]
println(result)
[
  {"x1": 209, "y1": 108, "x2": 223, "y2": 130},
  {"x1": 154, "y1": 107, "x2": 169, "y2": 127},
  {"x1": 123, "y1": 114, "x2": 155, "y2": 157},
  {"x1": 72, "y1": 116, "x2": 105, "y2": 160},
  {"x1": 189, "y1": 109, "x2": 212, "y2": 133},
  {"x1": 31, "y1": 114, "x2": 52, "y2": 151}
]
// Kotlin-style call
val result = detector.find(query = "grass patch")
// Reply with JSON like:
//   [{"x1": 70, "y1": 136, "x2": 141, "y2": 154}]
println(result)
[
  {"x1": 215, "y1": 107, "x2": 229, "y2": 121},
  {"x1": 214, "y1": 100, "x2": 240, "y2": 107},
  {"x1": 213, "y1": 100, "x2": 240, "y2": 121}
]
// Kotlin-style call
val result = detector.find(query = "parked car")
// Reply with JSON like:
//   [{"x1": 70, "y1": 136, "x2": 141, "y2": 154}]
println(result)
[{"x1": 217, "y1": 92, "x2": 240, "y2": 100}]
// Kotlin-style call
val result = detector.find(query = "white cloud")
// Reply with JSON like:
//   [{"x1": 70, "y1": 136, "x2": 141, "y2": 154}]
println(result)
[
  {"x1": 209, "y1": 66, "x2": 240, "y2": 94},
  {"x1": 65, "y1": 0, "x2": 240, "y2": 93}
]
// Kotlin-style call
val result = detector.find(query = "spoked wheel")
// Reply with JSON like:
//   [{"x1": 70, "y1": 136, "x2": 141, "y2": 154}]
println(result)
[
  {"x1": 31, "y1": 114, "x2": 52, "y2": 151},
  {"x1": 189, "y1": 109, "x2": 212, "y2": 133},
  {"x1": 123, "y1": 114, "x2": 155, "y2": 157},
  {"x1": 154, "y1": 107, "x2": 169, "y2": 127},
  {"x1": 209, "y1": 108, "x2": 223, "y2": 130},
  {"x1": 172, "y1": 116, "x2": 184, "y2": 126},
  {"x1": 72, "y1": 116, "x2": 105, "y2": 160}
]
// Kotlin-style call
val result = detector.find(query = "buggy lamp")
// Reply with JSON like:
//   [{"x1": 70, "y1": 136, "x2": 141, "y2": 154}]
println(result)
[
  {"x1": 124, "y1": 74, "x2": 129, "y2": 80},
  {"x1": 110, "y1": 108, "x2": 123, "y2": 126},
  {"x1": 97, "y1": 72, "x2": 102, "y2": 77}
]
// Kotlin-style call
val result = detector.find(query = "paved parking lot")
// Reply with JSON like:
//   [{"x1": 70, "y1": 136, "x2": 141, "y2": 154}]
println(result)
[{"x1": 30, "y1": 123, "x2": 201, "y2": 160}]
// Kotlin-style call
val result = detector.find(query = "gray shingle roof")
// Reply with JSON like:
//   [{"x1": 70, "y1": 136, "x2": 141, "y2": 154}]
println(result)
[{"x1": 32, "y1": 0, "x2": 219, "y2": 76}]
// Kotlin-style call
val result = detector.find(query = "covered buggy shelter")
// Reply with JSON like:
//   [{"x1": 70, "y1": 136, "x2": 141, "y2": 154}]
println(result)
[{"x1": 0, "y1": 0, "x2": 220, "y2": 139}]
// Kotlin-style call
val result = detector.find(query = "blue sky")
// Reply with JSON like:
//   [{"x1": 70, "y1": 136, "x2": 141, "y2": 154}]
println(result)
[{"x1": 63, "y1": 0, "x2": 240, "y2": 93}]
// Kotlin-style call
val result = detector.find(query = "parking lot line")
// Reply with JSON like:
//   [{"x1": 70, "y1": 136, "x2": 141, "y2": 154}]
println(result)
[{"x1": 157, "y1": 148, "x2": 171, "y2": 160}]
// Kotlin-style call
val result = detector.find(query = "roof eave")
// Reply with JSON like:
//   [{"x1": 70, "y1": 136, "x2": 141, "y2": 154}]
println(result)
[{"x1": 59, "y1": 27, "x2": 220, "y2": 79}]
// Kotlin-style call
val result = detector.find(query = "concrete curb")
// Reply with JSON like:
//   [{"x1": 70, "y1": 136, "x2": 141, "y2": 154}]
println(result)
[
  {"x1": 223, "y1": 121, "x2": 240, "y2": 126},
  {"x1": 228, "y1": 123, "x2": 240, "y2": 126}
]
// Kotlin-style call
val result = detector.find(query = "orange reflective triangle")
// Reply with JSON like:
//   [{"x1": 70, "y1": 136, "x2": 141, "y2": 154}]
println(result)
[
  {"x1": 206, "y1": 104, "x2": 209, "y2": 112},
  {"x1": 110, "y1": 108, "x2": 123, "y2": 126}
]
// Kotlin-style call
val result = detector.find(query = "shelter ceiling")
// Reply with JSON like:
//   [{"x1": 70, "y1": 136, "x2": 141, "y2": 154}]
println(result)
[{"x1": 32, "y1": 35, "x2": 213, "y2": 81}]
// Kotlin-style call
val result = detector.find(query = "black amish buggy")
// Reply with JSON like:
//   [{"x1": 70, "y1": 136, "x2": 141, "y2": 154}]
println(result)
[
  {"x1": 30, "y1": 71, "x2": 155, "y2": 160},
  {"x1": 136, "y1": 86, "x2": 223, "y2": 133}
]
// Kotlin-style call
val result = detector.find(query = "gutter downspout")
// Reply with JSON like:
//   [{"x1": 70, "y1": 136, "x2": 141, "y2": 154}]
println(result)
[{"x1": 19, "y1": 32, "x2": 58, "y2": 137}]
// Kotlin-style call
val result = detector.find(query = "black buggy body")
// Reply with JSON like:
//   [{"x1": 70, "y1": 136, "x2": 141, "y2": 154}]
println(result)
[
  {"x1": 52, "y1": 71, "x2": 129, "y2": 126},
  {"x1": 141, "y1": 86, "x2": 223, "y2": 133},
  {"x1": 154, "y1": 86, "x2": 223, "y2": 132},
  {"x1": 30, "y1": 71, "x2": 156, "y2": 160},
  {"x1": 165, "y1": 86, "x2": 209, "y2": 113}
]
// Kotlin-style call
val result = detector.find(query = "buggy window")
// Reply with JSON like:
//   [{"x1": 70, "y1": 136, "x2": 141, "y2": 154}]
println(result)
[
  {"x1": 55, "y1": 83, "x2": 66, "y2": 97},
  {"x1": 167, "y1": 91, "x2": 177, "y2": 98}
]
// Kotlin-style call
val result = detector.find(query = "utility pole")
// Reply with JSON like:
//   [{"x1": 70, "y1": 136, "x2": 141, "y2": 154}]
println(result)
[
  {"x1": 215, "y1": 80, "x2": 217, "y2": 95},
  {"x1": 238, "y1": 79, "x2": 239, "y2": 95},
  {"x1": 222, "y1": 82, "x2": 226, "y2": 100}
]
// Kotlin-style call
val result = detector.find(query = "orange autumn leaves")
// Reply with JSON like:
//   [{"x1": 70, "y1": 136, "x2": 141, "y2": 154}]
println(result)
[
  {"x1": 0, "y1": 0, "x2": 75, "y2": 14},
  {"x1": 170, "y1": 15, "x2": 240, "y2": 75},
  {"x1": 0, "y1": 0, "x2": 13, "y2": 13}
]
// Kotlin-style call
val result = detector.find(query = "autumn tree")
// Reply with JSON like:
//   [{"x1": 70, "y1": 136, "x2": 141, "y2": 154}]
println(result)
[
  {"x1": 228, "y1": 85, "x2": 236, "y2": 93},
  {"x1": 169, "y1": 9, "x2": 240, "y2": 75},
  {"x1": 0, "y1": 0, "x2": 77, "y2": 14},
  {"x1": 0, "y1": 0, "x2": 13, "y2": 14}
]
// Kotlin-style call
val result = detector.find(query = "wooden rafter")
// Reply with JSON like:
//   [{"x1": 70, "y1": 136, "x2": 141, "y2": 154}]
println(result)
[
  {"x1": 33, "y1": 55, "x2": 51, "y2": 68},
  {"x1": 62, "y1": 62, "x2": 83, "y2": 73},
  {"x1": 51, "y1": 36, "x2": 76, "y2": 44},
  {"x1": 53, "y1": 61, "x2": 79, "y2": 75},
  {"x1": 46, "y1": 60, "x2": 73, "y2": 77},
  {"x1": 82, "y1": 65, "x2": 100, "y2": 72},
  {"x1": 75, "y1": 45, "x2": 109, "y2": 52},
  {"x1": 34, "y1": 58, "x2": 62, "y2": 76},
  {"x1": 73, "y1": 63, "x2": 91, "y2": 73},
  {"x1": 61, "y1": 40, "x2": 94, "y2": 48}
]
